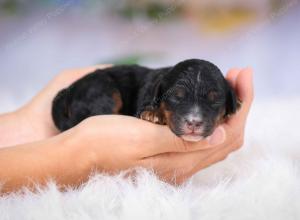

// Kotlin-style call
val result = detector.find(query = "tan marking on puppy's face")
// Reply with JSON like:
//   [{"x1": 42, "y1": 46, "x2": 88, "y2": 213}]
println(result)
[
  {"x1": 208, "y1": 91, "x2": 218, "y2": 102},
  {"x1": 174, "y1": 87, "x2": 185, "y2": 98},
  {"x1": 217, "y1": 108, "x2": 227, "y2": 124},
  {"x1": 159, "y1": 102, "x2": 173, "y2": 127},
  {"x1": 112, "y1": 91, "x2": 123, "y2": 114}
]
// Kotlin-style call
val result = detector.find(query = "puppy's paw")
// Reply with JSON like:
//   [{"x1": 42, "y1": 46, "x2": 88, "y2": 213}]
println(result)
[
  {"x1": 140, "y1": 110, "x2": 166, "y2": 125},
  {"x1": 140, "y1": 110, "x2": 158, "y2": 123}
]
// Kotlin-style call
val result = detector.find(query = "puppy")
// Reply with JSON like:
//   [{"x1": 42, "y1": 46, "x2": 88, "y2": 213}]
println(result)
[{"x1": 52, "y1": 59, "x2": 240, "y2": 142}]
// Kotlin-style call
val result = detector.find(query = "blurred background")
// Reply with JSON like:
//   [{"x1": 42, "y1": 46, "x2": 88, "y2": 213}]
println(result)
[{"x1": 0, "y1": 0, "x2": 299, "y2": 113}]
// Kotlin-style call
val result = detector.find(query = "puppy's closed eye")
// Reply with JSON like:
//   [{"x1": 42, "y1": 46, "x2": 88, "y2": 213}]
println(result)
[
  {"x1": 207, "y1": 91, "x2": 219, "y2": 101},
  {"x1": 167, "y1": 87, "x2": 185, "y2": 104},
  {"x1": 174, "y1": 88, "x2": 185, "y2": 98}
]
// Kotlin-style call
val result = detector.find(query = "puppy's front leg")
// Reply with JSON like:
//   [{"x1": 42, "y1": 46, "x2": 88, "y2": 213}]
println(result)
[{"x1": 140, "y1": 108, "x2": 166, "y2": 125}]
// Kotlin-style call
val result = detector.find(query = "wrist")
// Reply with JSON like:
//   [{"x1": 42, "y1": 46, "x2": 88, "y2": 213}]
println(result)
[
  {"x1": 18, "y1": 104, "x2": 60, "y2": 140},
  {"x1": 0, "y1": 108, "x2": 57, "y2": 147},
  {"x1": 0, "y1": 110, "x2": 32, "y2": 147},
  {"x1": 54, "y1": 128, "x2": 98, "y2": 181},
  {"x1": 27, "y1": 130, "x2": 98, "y2": 189},
  {"x1": 65, "y1": 122, "x2": 109, "y2": 173}
]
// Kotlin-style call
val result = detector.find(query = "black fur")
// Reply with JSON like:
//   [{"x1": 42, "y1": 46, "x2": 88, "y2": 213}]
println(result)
[{"x1": 52, "y1": 59, "x2": 240, "y2": 139}]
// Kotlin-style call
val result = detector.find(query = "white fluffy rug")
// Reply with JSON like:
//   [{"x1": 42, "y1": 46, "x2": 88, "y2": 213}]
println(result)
[{"x1": 1, "y1": 98, "x2": 300, "y2": 220}]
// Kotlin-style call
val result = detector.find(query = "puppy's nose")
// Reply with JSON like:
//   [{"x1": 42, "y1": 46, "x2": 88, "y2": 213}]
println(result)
[{"x1": 185, "y1": 119, "x2": 203, "y2": 131}]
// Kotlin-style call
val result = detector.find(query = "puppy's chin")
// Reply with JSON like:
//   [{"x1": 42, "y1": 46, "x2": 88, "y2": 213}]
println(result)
[{"x1": 181, "y1": 134, "x2": 204, "y2": 142}]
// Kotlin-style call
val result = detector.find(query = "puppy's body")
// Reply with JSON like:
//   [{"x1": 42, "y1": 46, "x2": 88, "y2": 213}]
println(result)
[
  {"x1": 52, "y1": 59, "x2": 239, "y2": 141},
  {"x1": 52, "y1": 65, "x2": 170, "y2": 130}
]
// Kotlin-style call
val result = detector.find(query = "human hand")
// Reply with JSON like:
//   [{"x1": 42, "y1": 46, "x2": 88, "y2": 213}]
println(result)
[
  {"x1": 0, "y1": 67, "x2": 253, "y2": 192},
  {"x1": 68, "y1": 67, "x2": 253, "y2": 184}
]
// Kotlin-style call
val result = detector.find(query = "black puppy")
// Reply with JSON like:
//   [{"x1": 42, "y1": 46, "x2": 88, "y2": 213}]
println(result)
[{"x1": 52, "y1": 59, "x2": 240, "y2": 142}]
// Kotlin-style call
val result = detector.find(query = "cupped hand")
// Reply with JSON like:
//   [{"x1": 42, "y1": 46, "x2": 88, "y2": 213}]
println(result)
[
  {"x1": 67, "y1": 67, "x2": 254, "y2": 184},
  {"x1": 16, "y1": 65, "x2": 112, "y2": 142}
]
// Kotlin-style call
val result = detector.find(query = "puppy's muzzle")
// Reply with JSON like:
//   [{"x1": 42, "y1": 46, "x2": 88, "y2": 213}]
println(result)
[
  {"x1": 180, "y1": 114, "x2": 204, "y2": 142},
  {"x1": 185, "y1": 119, "x2": 203, "y2": 132}
]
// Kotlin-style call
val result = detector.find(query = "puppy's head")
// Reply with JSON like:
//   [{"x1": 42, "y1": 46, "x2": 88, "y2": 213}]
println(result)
[{"x1": 153, "y1": 59, "x2": 240, "y2": 142}]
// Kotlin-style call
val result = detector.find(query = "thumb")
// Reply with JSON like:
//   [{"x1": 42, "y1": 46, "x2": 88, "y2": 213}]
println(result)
[{"x1": 206, "y1": 126, "x2": 226, "y2": 146}]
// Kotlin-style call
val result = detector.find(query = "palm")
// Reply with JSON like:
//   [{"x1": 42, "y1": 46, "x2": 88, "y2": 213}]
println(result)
[{"x1": 21, "y1": 65, "x2": 112, "y2": 139}]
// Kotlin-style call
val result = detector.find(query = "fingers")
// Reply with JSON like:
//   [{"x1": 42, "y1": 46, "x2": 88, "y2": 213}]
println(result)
[
  {"x1": 58, "y1": 64, "x2": 113, "y2": 85},
  {"x1": 140, "y1": 137, "x2": 233, "y2": 184},
  {"x1": 66, "y1": 64, "x2": 113, "y2": 79},
  {"x1": 206, "y1": 126, "x2": 226, "y2": 145},
  {"x1": 45, "y1": 64, "x2": 113, "y2": 100},
  {"x1": 235, "y1": 67, "x2": 254, "y2": 108},
  {"x1": 141, "y1": 125, "x2": 243, "y2": 185},
  {"x1": 226, "y1": 67, "x2": 254, "y2": 126},
  {"x1": 226, "y1": 67, "x2": 254, "y2": 107},
  {"x1": 226, "y1": 68, "x2": 241, "y2": 88}
]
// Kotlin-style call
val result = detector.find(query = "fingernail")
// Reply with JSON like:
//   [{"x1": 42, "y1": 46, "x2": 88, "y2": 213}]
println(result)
[
  {"x1": 234, "y1": 68, "x2": 242, "y2": 77},
  {"x1": 207, "y1": 126, "x2": 226, "y2": 145},
  {"x1": 242, "y1": 67, "x2": 254, "y2": 75}
]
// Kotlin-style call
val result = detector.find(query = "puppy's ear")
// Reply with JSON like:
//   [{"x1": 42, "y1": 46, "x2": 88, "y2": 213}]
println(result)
[
  {"x1": 137, "y1": 74, "x2": 164, "y2": 115},
  {"x1": 225, "y1": 85, "x2": 240, "y2": 116},
  {"x1": 151, "y1": 77, "x2": 163, "y2": 108},
  {"x1": 138, "y1": 75, "x2": 165, "y2": 124}
]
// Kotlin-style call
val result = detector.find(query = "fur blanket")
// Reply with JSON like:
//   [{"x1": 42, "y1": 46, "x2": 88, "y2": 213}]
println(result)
[{"x1": 0, "y1": 99, "x2": 299, "y2": 220}]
